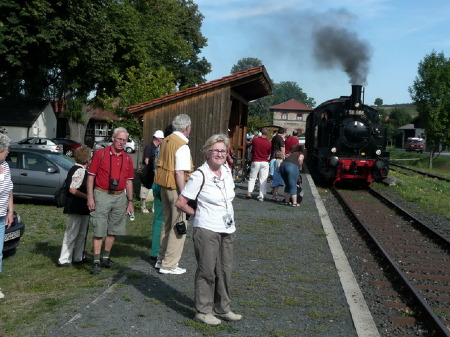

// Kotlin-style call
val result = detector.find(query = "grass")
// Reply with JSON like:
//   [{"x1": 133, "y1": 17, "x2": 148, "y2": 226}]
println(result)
[
  {"x1": 378, "y1": 149, "x2": 450, "y2": 220},
  {"x1": 0, "y1": 197, "x2": 152, "y2": 336}
]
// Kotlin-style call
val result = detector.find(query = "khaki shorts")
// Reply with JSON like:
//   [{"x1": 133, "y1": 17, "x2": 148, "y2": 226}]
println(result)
[
  {"x1": 90, "y1": 189, "x2": 127, "y2": 237},
  {"x1": 140, "y1": 185, "x2": 154, "y2": 201}
]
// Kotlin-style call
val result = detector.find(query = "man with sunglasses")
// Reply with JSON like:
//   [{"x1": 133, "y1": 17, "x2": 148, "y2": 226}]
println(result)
[{"x1": 87, "y1": 127, "x2": 135, "y2": 275}]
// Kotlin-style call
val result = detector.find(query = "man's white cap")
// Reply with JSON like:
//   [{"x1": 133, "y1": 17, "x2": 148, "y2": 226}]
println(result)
[{"x1": 153, "y1": 130, "x2": 164, "y2": 138}]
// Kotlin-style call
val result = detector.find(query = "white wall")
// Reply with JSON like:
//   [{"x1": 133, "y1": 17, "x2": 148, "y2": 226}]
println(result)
[
  {"x1": 3, "y1": 126, "x2": 28, "y2": 142},
  {"x1": 31, "y1": 103, "x2": 57, "y2": 138}
]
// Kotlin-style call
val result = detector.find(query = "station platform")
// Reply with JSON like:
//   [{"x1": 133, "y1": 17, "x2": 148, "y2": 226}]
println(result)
[{"x1": 46, "y1": 171, "x2": 381, "y2": 337}]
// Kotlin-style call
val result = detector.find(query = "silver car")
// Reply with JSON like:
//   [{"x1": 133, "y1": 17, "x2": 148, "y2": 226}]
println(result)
[
  {"x1": 6, "y1": 149, "x2": 74, "y2": 201},
  {"x1": 93, "y1": 137, "x2": 136, "y2": 153},
  {"x1": 10, "y1": 137, "x2": 64, "y2": 153}
]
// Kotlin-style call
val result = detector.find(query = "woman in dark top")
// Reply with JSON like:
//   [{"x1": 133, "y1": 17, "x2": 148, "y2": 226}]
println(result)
[
  {"x1": 58, "y1": 146, "x2": 92, "y2": 267},
  {"x1": 279, "y1": 145, "x2": 304, "y2": 207}
]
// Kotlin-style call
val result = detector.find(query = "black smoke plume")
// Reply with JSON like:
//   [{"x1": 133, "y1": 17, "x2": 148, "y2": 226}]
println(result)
[{"x1": 312, "y1": 24, "x2": 371, "y2": 85}]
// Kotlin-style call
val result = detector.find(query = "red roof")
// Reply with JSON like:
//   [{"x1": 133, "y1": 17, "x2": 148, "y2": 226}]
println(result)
[
  {"x1": 127, "y1": 66, "x2": 272, "y2": 113},
  {"x1": 270, "y1": 99, "x2": 312, "y2": 111}
]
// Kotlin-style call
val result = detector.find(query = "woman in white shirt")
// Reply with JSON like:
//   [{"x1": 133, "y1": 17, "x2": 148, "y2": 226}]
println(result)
[{"x1": 175, "y1": 134, "x2": 242, "y2": 326}]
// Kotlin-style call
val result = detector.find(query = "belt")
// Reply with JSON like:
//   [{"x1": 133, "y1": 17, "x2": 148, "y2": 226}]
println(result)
[{"x1": 95, "y1": 187, "x2": 124, "y2": 195}]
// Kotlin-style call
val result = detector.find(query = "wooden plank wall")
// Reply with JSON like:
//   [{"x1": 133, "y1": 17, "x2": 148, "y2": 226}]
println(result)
[{"x1": 140, "y1": 86, "x2": 235, "y2": 168}]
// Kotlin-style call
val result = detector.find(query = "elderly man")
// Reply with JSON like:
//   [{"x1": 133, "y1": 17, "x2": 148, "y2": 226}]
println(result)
[
  {"x1": 87, "y1": 127, "x2": 135, "y2": 275},
  {"x1": 153, "y1": 114, "x2": 193, "y2": 275}
]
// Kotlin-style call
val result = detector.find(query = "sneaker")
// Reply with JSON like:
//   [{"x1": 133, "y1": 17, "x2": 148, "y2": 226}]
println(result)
[
  {"x1": 101, "y1": 258, "x2": 118, "y2": 268},
  {"x1": 159, "y1": 267, "x2": 186, "y2": 275},
  {"x1": 245, "y1": 193, "x2": 251, "y2": 199},
  {"x1": 90, "y1": 262, "x2": 102, "y2": 275},
  {"x1": 195, "y1": 313, "x2": 221, "y2": 326},
  {"x1": 214, "y1": 311, "x2": 242, "y2": 321},
  {"x1": 0, "y1": 290, "x2": 4, "y2": 299},
  {"x1": 256, "y1": 196, "x2": 264, "y2": 201},
  {"x1": 142, "y1": 208, "x2": 149, "y2": 213},
  {"x1": 57, "y1": 262, "x2": 72, "y2": 267},
  {"x1": 154, "y1": 260, "x2": 162, "y2": 269}
]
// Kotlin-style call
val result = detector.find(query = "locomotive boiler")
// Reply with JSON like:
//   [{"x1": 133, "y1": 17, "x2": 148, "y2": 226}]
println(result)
[{"x1": 305, "y1": 85, "x2": 389, "y2": 185}]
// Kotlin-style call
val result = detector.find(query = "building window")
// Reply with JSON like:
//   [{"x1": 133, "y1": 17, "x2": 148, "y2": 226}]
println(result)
[
  {"x1": 95, "y1": 123, "x2": 108, "y2": 136},
  {"x1": 281, "y1": 113, "x2": 288, "y2": 120},
  {"x1": 296, "y1": 113, "x2": 303, "y2": 121}
]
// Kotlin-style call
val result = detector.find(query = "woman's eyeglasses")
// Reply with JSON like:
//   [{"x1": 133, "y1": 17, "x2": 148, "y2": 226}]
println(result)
[{"x1": 208, "y1": 149, "x2": 227, "y2": 155}]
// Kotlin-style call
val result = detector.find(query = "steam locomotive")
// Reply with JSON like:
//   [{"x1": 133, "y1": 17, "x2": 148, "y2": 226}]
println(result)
[{"x1": 305, "y1": 85, "x2": 389, "y2": 185}]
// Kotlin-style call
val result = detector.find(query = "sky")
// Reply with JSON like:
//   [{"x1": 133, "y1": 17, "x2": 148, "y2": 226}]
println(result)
[{"x1": 195, "y1": 0, "x2": 450, "y2": 106}]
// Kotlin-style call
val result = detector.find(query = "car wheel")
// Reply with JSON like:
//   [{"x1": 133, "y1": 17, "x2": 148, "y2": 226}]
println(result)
[
  {"x1": 126, "y1": 147, "x2": 133, "y2": 153},
  {"x1": 65, "y1": 149, "x2": 73, "y2": 157}
]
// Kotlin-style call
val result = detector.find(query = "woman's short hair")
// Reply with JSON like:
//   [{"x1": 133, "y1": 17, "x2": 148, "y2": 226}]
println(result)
[
  {"x1": 0, "y1": 133, "x2": 11, "y2": 152},
  {"x1": 74, "y1": 147, "x2": 92, "y2": 165},
  {"x1": 172, "y1": 114, "x2": 191, "y2": 132},
  {"x1": 202, "y1": 134, "x2": 230, "y2": 154}
]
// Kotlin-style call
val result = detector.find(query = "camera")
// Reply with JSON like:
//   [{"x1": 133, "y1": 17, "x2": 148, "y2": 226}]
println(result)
[{"x1": 109, "y1": 179, "x2": 119, "y2": 191}]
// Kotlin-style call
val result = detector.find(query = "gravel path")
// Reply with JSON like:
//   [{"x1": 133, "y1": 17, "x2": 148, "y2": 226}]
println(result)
[{"x1": 45, "y1": 175, "x2": 362, "y2": 337}]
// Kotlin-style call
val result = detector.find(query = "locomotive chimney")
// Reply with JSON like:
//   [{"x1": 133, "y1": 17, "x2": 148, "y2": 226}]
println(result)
[{"x1": 351, "y1": 85, "x2": 363, "y2": 108}]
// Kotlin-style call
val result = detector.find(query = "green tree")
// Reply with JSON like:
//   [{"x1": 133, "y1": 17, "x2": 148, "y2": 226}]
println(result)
[
  {"x1": 230, "y1": 57, "x2": 263, "y2": 74},
  {"x1": 0, "y1": 0, "x2": 210, "y2": 142},
  {"x1": 374, "y1": 98, "x2": 383, "y2": 106},
  {"x1": 101, "y1": 65, "x2": 176, "y2": 140},
  {"x1": 409, "y1": 51, "x2": 450, "y2": 168},
  {"x1": 272, "y1": 81, "x2": 316, "y2": 108}
]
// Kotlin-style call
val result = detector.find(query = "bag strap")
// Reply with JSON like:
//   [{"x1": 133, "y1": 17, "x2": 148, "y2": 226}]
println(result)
[{"x1": 194, "y1": 169, "x2": 205, "y2": 201}]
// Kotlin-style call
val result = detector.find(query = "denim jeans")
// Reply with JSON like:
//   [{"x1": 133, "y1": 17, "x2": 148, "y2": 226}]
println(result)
[{"x1": 0, "y1": 215, "x2": 6, "y2": 272}]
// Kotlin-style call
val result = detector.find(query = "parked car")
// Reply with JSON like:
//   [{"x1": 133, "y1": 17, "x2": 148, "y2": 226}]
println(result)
[
  {"x1": 5, "y1": 149, "x2": 74, "y2": 202},
  {"x1": 405, "y1": 137, "x2": 425, "y2": 153},
  {"x1": 93, "y1": 137, "x2": 136, "y2": 153},
  {"x1": 10, "y1": 137, "x2": 63, "y2": 153},
  {"x1": 3, "y1": 211, "x2": 25, "y2": 255},
  {"x1": 52, "y1": 138, "x2": 84, "y2": 157}
]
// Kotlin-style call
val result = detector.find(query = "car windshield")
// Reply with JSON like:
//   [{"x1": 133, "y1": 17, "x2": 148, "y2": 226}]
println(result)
[{"x1": 42, "y1": 153, "x2": 74, "y2": 170}]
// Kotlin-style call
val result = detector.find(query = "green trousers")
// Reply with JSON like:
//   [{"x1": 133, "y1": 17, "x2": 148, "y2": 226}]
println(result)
[{"x1": 150, "y1": 184, "x2": 163, "y2": 258}]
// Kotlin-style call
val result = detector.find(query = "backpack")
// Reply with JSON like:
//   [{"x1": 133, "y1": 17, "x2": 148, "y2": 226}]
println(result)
[
  {"x1": 55, "y1": 163, "x2": 84, "y2": 208},
  {"x1": 55, "y1": 177, "x2": 69, "y2": 208}
]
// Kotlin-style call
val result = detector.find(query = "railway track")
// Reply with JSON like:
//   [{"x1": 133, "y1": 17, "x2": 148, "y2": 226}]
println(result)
[
  {"x1": 332, "y1": 186, "x2": 450, "y2": 336},
  {"x1": 389, "y1": 163, "x2": 450, "y2": 182}
]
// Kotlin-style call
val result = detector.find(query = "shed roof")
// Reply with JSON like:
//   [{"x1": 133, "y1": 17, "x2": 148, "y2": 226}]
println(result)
[
  {"x1": 0, "y1": 100, "x2": 51, "y2": 127},
  {"x1": 270, "y1": 99, "x2": 312, "y2": 111},
  {"x1": 127, "y1": 66, "x2": 272, "y2": 114}
]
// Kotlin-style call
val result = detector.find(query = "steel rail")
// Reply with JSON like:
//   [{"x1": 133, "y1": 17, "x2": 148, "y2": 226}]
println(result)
[{"x1": 332, "y1": 186, "x2": 450, "y2": 337}]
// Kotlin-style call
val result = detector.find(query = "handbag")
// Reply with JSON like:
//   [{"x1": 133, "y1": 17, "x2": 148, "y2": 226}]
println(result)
[{"x1": 175, "y1": 212, "x2": 187, "y2": 235}]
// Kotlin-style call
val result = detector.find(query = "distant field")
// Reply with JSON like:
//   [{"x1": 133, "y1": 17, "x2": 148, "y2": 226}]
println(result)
[{"x1": 379, "y1": 104, "x2": 418, "y2": 117}]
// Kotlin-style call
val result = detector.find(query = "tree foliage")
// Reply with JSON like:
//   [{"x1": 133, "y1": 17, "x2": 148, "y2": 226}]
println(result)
[
  {"x1": 0, "y1": 0, "x2": 210, "y2": 141},
  {"x1": 374, "y1": 98, "x2": 383, "y2": 106},
  {"x1": 409, "y1": 51, "x2": 450, "y2": 168},
  {"x1": 230, "y1": 57, "x2": 263, "y2": 74}
]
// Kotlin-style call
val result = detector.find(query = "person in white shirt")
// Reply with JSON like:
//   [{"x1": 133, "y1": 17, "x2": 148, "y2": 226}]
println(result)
[{"x1": 175, "y1": 134, "x2": 242, "y2": 326}]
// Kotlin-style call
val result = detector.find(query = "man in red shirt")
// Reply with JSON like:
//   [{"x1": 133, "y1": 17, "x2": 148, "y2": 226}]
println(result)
[
  {"x1": 87, "y1": 127, "x2": 135, "y2": 275},
  {"x1": 285, "y1": 130, "x2": 300, "y2": 156},
  {"x1": 245, "y1": 128, "x2": 272, "y2": 201}
]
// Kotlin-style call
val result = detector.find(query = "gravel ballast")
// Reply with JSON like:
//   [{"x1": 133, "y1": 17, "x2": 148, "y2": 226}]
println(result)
[{"x1": 45, "y1": 175, "x2": 365, "y2": 337}]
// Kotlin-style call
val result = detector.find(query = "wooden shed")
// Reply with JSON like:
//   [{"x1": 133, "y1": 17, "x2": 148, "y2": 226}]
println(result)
[{"x1": 127, "y1": 66, "x2": 273, "y2": 168}]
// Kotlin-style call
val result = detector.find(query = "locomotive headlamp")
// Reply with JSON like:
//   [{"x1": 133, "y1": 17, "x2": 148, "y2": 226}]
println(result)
[
  {"x1": 361, "y1": 152, "x2": 366, "y2": 156},
  {"x1": 354, "y1": 102, "x2": 360, "y2": 108},
  {"x1": 376, "y1": 149, "x2": 382, "y2": 155},
  {"x1": 329, "y1": 156, "x2": 339, "y2": 166},
  {"x1": 331, "y1": 147, "x2": 337, "y2": 153}
]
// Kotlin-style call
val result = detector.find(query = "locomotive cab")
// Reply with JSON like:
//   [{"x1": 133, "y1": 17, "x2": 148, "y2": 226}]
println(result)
[{"x1": 306, "y1": 85, "x2": 390, "y2": 185}]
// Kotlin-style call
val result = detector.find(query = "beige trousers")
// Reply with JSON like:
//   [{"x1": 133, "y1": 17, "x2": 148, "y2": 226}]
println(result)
[{"x1": 158, "y1": 187, "x2": 187, "y2": 269}]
